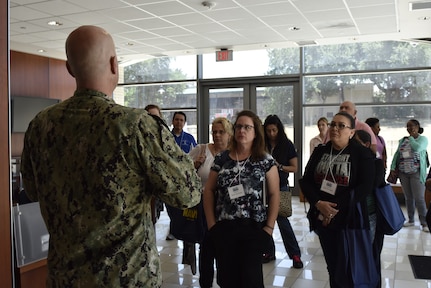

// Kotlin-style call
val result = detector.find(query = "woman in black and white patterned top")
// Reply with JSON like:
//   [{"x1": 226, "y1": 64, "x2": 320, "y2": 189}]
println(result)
[{"x1": 203, "y1": 110, "x2": 279, "y2": 288}]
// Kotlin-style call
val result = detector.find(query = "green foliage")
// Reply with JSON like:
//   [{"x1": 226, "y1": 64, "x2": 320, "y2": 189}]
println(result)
[
  {"x1": 265, "y1": 41, "x2": 431, "y2": 119},
  {"x1": 122, "y1": 57, "x2": 188, "y2": 108}
]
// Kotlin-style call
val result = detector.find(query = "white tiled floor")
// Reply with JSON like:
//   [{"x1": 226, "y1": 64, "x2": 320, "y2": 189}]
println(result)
[{"x1": 156, "y1": 196, "x2": 431, "y2": 288}]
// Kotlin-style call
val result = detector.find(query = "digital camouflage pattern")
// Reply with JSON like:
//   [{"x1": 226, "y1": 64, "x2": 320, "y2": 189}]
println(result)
[{"x1": 21, "y1": 89, "x2": 202, "y2": 288}]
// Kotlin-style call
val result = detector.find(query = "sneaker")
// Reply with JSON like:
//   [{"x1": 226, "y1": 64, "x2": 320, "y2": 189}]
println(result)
[
  {"x1": 423, "y1": 226, "x2": 430, "y2": 232},
  {"x1": 166, "y1": 233, "x2": 175, "y2": 240},
  {"x1": 262, "y1": 253, "x2": 275, "y2": 263},
  {"x1": 292, "y1": 255, "x2": 304, "y2": 269},
  {"x1": 403, "y1": 222, "x2": 415, "y2": 227}
]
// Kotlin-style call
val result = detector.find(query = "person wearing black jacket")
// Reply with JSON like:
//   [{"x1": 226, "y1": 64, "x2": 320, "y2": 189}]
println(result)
[{"x1": 299, "y1": 112, "x2": 376, "y2": 288}]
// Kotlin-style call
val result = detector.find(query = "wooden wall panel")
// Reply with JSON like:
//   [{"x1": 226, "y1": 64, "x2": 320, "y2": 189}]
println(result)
[
  {"x1": 0, "y1": 0, "x2": 13, "y2": 286},
  {"x1": 7, "y1": 42, "x2": 73, "y2": 287},
  {"x1": 49, "y1": 58, "x2": 75, "y2": 101},
  {"x1": 10, "y1": 51, "x2": 50, "y2": 98},
  {"x1": 11, "y1": 133, "x2": 24, "y2": 158},
  {"x1": 10, "y1": 53, "x2": 74, "y2": 158}
]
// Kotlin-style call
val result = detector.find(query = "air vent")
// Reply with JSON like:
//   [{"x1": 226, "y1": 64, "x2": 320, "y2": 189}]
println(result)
[
  {"x1": 295, "y1": 40, "x2": 318, "y2": 46},
  {"x1": 410, "y1": 1, "x2": 431, "y2": 11}
]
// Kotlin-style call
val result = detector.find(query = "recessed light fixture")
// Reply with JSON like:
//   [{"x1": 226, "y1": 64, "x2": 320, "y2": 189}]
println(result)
[
  {"x1": 202, "y1": 1, "x2": 216, "y2": 10},
  {"x1": 289, "y1": 26, "x2": 300, "y2": 31},
  {"x1": 47, "y1": 21, "x2": 63, "y2": 26},
  {"x1": 37, "y1": 49, "x2": 46, "y2": 53},
  {"x1": 125, "y1": 42, "x2": 134, "y2": 46}
]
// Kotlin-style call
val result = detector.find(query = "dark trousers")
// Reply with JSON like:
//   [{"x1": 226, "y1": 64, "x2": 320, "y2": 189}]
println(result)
[
  {"x1": 265, "y1": 215, "x2": 301, "y2": 258},
  {"x1": 210, "y1": 219, "x2": 269, "y2": 288},
  {"x1": 314, "y1": 221, "x2": 343, "y2": 288},
  {"x1": 373, "y1": 228, "x2": 385, "y2": 288},
  {"x1": 199, "y1": 230, "x2": 215, "y2": 288}
]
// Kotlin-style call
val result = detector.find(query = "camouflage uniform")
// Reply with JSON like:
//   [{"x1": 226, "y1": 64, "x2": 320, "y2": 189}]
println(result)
[{"x1": 21, "y1": 89, "x2": 202, "y2": 288}]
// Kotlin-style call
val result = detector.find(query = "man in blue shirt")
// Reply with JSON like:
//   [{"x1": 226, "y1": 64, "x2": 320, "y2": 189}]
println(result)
[
  {"x1": 166, "y1": 111, "x2": 198, "y2": 241},
  {"x1": 167, "y1": 111, "x2": 199, "y2": 274},
  {"x1": 171, "y1": 111, "x2": 197, "y2": 153}
]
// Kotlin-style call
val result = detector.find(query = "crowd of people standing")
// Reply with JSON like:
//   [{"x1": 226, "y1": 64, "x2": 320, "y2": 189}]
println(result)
[{"x1": 21, "y1": 25, "x2": 431, "y2": 288}]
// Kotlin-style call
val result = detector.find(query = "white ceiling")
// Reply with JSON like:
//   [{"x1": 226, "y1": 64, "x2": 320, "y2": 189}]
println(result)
[{"x1": 9, "y1": 0, "x2": 431, "y2": 64}]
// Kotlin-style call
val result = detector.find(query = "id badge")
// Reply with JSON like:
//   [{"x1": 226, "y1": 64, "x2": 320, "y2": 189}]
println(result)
[
  {"x1": 228, "y1": 184, "x2": 246, "y2": 200},
  {"x1": 321, "y1": 179, "x2": 337, "y2": 195},
  {"x1": 402, "y1": 151, "x2": 411, "y2": 158}
]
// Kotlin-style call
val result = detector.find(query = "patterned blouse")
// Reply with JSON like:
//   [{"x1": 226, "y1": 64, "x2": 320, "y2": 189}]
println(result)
[{"x1": 211, "y1": 150, "x2": 276, "y2": 223}]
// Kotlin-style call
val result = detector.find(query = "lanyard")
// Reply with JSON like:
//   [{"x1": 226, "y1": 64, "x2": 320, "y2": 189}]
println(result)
[
  {"x1": 324, "y1": 145, "x2": 347, "y2": 183},
  {"x1": 228, "y1": 152, "x2": 250, "y2": 187}
]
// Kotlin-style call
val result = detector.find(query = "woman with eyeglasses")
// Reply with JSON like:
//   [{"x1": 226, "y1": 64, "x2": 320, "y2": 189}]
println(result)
[
  {"x1": 189, "y1": 117, "x2": 233, "y2": 288},
  {"x1": 262, "y1": 114, "x2": 303, "y2": 268},
  {"x1": 203, "y1": 110, "x2": 279, "y2": 288},
  {"x1": 390, "y1": 119, "x2": 429, "y2": 232},
  {"x1": 299, "y1": 111, "x2": 377, "y2": 288}
]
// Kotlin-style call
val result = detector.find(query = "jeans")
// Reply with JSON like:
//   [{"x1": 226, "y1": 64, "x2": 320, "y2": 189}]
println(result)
[
  {"x1": 399, "y1": 171, "x2": 427, "y2": 225},
  {"x1": 266, "y1": 215, "x2": 301, "y2": 258}
]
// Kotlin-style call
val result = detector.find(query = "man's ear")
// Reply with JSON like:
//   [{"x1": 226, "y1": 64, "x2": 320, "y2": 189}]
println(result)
[
  {"x1": 110, "y1": 56, "x2": 117, "y2": 75},
  {"x1": 66, "y1": 61, "x2": 75, "y2": 78}
]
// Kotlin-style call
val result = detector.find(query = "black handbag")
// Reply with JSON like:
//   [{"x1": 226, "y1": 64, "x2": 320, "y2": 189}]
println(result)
[
  {"x1": 169, "y1": 198, "x2": 205, "y2": 244},
  {"x1": 335, "y1": 190, "x2": 379, "y2": 288}
]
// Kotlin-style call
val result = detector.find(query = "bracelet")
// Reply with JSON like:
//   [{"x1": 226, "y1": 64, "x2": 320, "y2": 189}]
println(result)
[
  {"x1": 278, "y1": 164, "x2": 283, "y2": 171},
  {"x1": 265, "y1": 225, "x2": 274, "y2": 230}
]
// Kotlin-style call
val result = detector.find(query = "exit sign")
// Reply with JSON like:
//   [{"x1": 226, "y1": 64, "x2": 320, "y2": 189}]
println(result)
[{"x1": 216, "y1": 50, "x2": 233, "y2": 62}]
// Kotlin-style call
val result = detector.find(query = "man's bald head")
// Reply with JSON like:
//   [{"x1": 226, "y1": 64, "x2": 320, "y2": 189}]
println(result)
[
  {"x1": 65, "y1": 25, "x2": 118, "y2": 95},
  {"x1": 339, "y1": 101, "x2": 357, "y2": 118}
]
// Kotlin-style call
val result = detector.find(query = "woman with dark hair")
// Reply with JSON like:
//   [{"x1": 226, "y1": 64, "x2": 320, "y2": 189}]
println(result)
[
  {"x1": 262, "y1": 114, "x2": 303, "y2": 268},
  {"x1": 203, "y1": 110, "x2": 280, "y2": 287},
  {"x1": 390, "y1": 119, "x2": 429, "y2": 232},
  {"x1": 299, "y1": 111, "x2": 377, "y2": 287},
  {"x1": 365, "y1": 117, "x2": 387, "y2": 169}
]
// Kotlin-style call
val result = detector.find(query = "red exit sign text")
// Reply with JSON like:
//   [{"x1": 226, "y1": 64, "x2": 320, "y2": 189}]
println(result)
[{"x1": 216, "y1": 50, "x2": 233, "y2": 62}]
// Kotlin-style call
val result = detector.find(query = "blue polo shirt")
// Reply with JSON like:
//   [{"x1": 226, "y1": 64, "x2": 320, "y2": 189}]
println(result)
[{"x1": 172, "y1": 130, "x2": 197, "y2": 153}]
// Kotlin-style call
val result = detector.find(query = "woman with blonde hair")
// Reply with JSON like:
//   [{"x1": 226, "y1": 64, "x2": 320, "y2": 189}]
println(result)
[
  {"x1": 189, "y1": 117, "x2": 233, "y2": 287},
  {"x1": 310, "y1": 117, "x2": 329, "y2": 153}
]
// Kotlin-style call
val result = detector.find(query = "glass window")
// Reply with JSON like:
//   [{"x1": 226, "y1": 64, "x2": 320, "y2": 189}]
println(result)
[
  {"x1": 303, "y1": 70, "x2": 431, "y2": 105},
  {"x1": 115, "y1": 82, "x2": 196, "y2": 109},
  {"x1": 119, "y1": 55, "x2": 197, "y2": 84},
  {"x1": 305, "y1": 41, "x2": 431, "y2": 73},
  {"x1": 203, "y1": 48, "x2": 299, "y2": 79}
]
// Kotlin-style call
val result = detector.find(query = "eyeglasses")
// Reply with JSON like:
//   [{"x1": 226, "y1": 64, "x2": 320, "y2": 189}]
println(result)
[
  {"x1": 212, "y1": 130, "x2": 226, "y2": 135},
  {"x1": 234, "y1": 124, "x2": 254, "y2": 132},
  {"x1": 329, "y1": 122, "x2": 352, "y2": 130}
]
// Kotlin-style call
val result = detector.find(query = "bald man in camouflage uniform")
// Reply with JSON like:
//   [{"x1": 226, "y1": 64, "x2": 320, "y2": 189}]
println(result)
[{"x1": 21, "y1": 25, "x2": 202, "y2": 288}]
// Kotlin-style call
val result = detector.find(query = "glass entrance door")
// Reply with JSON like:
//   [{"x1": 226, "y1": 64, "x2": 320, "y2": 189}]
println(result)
[{"x1": 200, "y1": 80, "x2": 301, "y2": 191}]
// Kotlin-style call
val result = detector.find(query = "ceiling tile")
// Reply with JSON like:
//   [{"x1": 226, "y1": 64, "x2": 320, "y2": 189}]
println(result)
[
  {"x1": 27, "y1": 1, "x2": 87, "y2": 15},
  {"x1": 10, "y1": 6, "x2": 51, "y2": 21}
]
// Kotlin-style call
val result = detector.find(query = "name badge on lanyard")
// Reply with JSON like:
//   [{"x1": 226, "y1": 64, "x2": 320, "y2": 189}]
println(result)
[
  {"x1": 228, "y1": 184, "x2": 246, "y2": 199},
  {"x1": 321, "y1": 179, "x2": 337, "y2": 195}
]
